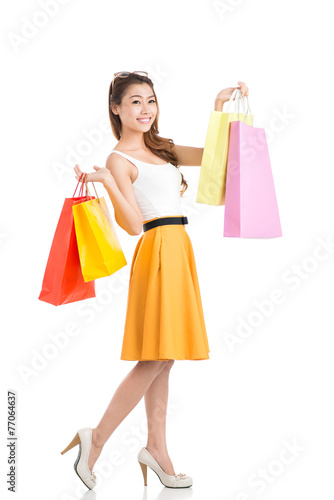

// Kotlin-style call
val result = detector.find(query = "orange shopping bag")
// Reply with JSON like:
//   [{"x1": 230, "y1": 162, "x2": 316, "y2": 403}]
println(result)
[{"x1": 72, "y1": 177, "x2": 127, "y2": 282}]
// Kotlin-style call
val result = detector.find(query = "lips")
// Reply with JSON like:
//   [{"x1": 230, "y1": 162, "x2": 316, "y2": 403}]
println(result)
[{"x1": 137, "y1": 117, "x2": 151, "y2": 123}]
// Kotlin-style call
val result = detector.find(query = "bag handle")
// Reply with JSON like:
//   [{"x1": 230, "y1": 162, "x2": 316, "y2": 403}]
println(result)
[
  {"x1": 230, "y1": 88, "x2": 254, "y2": 127},
  {"x1": 73, "y1": 173, "x2": 88, "y2": 198},
  {"x1": 237, "y1": 92, "x2": 253, "y2": 126},
  {"x1": 72, "y1": 173, "x2": 100, "y2": 203},
  {"x1": 84, "y1": 175, "x2": 100, "y2": 204},
  {"x1": 224, "y1": 89, "x2": 254, "y2": 126},
  {"x1": 224, "y1": 88, "x2": 247, "y2": 114}
]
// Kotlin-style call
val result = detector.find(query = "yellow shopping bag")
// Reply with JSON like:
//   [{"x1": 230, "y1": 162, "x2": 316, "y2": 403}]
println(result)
[
  {"x1": 196, "y1": 89, "x2": 254, "y2": 206},
  {"x1": 72, "y1": 178, "x2": 127, "y2": 282}
]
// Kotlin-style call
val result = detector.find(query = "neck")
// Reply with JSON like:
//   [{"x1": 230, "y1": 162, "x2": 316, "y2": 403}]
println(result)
[{"x1": 117, "y1": 126, "x2": 147, "y2": 151}]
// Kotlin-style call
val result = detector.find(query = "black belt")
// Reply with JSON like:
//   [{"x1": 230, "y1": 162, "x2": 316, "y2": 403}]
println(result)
[{"x1": 143, "y1": 216, "x2": 188, "y2": 232}]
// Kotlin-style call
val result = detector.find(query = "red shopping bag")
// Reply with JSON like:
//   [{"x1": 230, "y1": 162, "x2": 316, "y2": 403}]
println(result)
[{"x1": 38, "y1": 179, "x2": 96, "y2": 305}]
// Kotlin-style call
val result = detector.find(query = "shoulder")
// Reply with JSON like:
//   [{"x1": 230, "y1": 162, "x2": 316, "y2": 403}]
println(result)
[
  {"x1": 105, "y1": 151, "x2": 128, "y2": 171},
  {"x1": 105, "y1": 152, "x2": 143, "y2": 224},
  {"x1": 105, "y1": 152, "x2": 134, "y2": 181}
]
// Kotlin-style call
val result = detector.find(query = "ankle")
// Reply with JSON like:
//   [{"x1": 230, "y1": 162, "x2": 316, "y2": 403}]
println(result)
[
  {"x1": 146, "y1": 443, "x2": 168, "y2": 456},
  {"x1": 92, "y1": 427, "x2": 105, "y2": 449}
]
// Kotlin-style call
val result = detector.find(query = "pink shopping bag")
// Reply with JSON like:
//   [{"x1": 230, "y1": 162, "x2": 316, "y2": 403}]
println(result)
[{"x1": 223, "y1": 119, "x2": 282, "y2": 238}]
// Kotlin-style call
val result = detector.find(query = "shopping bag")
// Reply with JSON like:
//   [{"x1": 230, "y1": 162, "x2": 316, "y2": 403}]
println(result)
[
  {"x1": 223, "y1": 110, "x2": 282, "y2": 238},
  {"x1": 196, "y1": 89, "x2": 254, "y2": 206},
  {"x1": 38, "y1": 179, "x2": 96, "y2": 305},
  {"x1": 72, "y1": 177, "x2": 127, "y2": 282}
]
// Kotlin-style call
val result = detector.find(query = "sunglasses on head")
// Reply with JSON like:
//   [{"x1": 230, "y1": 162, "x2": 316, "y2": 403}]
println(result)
[{"x1": 109, "y1": 71, "x2": 148, "y2": 103}]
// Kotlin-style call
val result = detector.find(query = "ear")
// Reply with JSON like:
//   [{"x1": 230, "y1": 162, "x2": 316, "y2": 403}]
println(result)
[{"x1": 111, "y1": 104, "x2": 118, "y2": 115}]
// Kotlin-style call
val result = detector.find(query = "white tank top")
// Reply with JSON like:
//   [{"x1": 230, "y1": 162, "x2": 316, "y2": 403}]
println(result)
[{"x1": 110, "y1": 150, "x2": 184, "y2": 223}]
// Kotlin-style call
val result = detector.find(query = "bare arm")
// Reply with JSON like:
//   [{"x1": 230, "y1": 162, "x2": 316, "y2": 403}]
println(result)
[
  {"x1": 172, "y1": 97, "x2": 231, "y2": 166},
  {"x1": 103, "y1": 154, "x2": 143, "y2": 236},
  {"x1": 172, "y1": 145, "x2": 204, "y2": 166},
  {"x1": 173, "y1": 83, "x2": 250, "y2": 167},
  {"x1": 172, "y1": 101, "x2": 225, "y2": 166}
]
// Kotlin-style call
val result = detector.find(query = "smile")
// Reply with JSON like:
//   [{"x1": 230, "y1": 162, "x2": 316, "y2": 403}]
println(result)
[{"x1": 137, "y1": 117, "x2": 151, "y2": 123}]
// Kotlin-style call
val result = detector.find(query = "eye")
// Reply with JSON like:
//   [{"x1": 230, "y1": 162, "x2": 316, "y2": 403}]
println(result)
[{"x1": 132, "y1": 99, "x2": 156, "y2": 104}]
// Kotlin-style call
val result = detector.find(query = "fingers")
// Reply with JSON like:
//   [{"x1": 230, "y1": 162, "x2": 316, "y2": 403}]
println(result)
[
  {"x1": 230, "y1": 87, "x2": 239, "y2": 100},
  {"x1": 74, "y1": 163, "x2": 100, "y2": 184},
  {"x1": 238, "y1": 81, "x2": 249, "y2": 98},
  {"x1": 74, "y1": 164, "x2": 88, "y2": 182}
]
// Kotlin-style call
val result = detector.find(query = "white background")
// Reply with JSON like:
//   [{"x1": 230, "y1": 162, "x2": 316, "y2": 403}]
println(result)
[{"x1": 2, "y1": 0, "x2": 334, "y2": 499}]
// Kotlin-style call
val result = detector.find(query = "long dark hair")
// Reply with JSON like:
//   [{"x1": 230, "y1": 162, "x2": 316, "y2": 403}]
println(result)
[{"x1": 108, "y1": 72, "x2": 188, "y2": 196}]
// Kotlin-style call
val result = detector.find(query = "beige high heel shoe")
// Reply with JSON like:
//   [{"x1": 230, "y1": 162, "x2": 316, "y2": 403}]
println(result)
[
  {"x1": 137, "y1": 447, "x2": 193, "y2": 488},
  {"x1": 60, "y1": 427, "x2": 97, "y2": 490}
]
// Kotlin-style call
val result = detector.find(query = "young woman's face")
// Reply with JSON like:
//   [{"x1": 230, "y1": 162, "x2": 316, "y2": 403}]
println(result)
[{"x1": 114, "y1": 82, "x2": 157, "y2": 131}]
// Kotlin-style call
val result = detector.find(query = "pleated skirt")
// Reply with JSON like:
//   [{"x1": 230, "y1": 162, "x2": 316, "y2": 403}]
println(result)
[{"x1": 120, "y1": 216, "x2": 210, "y2": 361}]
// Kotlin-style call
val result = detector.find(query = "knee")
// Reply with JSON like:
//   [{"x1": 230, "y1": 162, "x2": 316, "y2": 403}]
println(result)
[
  {"x1": 164, "y1": 359, "x2": 175, "y2": 371},
  {"x1": 156, "y1": 360, "x2": 175, "y2": 372},
  {"x1": 137, "y1": 360, "x2": 169, "y2": 373}
]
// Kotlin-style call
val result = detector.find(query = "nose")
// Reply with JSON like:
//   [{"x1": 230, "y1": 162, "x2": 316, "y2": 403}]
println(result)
[{"x1": 140, "y1": 102, "x2": 149, "y2": 113}]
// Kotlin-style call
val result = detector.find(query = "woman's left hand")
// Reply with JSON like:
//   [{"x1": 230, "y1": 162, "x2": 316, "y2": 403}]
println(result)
[
  {"x1": 74, "y1": 164, "x2": 111, "y2": 184},
  {"x1": 215, "y1": 81, "x2": 249, "y2": 104}
]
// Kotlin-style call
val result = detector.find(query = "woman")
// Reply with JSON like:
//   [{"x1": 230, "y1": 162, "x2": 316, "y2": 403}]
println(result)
[{"x1": 60, "y1": 71, "x2": 249, "y2": 490}]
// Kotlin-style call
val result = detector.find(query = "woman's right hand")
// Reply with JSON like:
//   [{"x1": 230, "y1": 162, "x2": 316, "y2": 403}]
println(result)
[{"x1": 74, "y1": 164, "x2": 113, "y2": 186}]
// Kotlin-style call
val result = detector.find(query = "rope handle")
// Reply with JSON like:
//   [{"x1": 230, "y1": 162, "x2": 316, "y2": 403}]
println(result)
[
  {"x1": 224, "y1": 88, "x2": 247, "y2": 113},
  {"x1": 236, "y1": 90, "x2": 254, "y2": 127},
  {"x1": 72, "y1": 173, "x2": 100, "y2": 203},
  {"x1": 73, "y1": 173, "x2": 88, "y2": 198},
  {"x1": 84, "y1": 174, "x2": 100, "y2": 204},
  {"x1": 224, "y1": 88, "x2": 254, "y2": 127}
]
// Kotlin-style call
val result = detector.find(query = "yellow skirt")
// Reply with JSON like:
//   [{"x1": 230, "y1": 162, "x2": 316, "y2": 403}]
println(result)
[{"x1": 120, "y1": 216, "x2": 210, "y2": 361}]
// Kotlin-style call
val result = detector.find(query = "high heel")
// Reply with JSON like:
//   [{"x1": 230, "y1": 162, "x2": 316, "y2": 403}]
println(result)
[
  {"x1": 60, "y1": 427, "x2": 97, "y2": 490},
  {"x1": 137, "y1": 447, "x2": 193, "y2": 488},
  {"x1": 139, "y1": 461, "x2": 148, "y2": 485},
  {"x1": 60, "y1": 433, "x2": 80, "y2": 454}
]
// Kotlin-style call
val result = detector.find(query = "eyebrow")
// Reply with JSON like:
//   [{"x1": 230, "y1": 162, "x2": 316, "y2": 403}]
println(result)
[{"x1": 128, "y1": 94, "x2": 155, "y2": 99}]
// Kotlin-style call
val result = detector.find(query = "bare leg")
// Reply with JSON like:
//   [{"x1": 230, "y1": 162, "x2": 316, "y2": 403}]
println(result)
[
  {"x1": 88, "y1": 360, "x2": 169, "y2": 470},
  {"x1": 145, "y1": 359, "x2": 175, "y2": 475}
]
